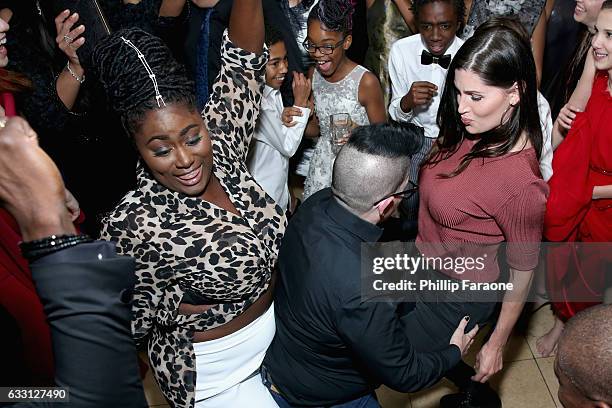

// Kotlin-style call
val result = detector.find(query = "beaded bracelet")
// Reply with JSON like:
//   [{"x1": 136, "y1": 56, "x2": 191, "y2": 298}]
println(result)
[
  {"x1": 19, "y1": 234, "x2": 93, "y2": 262},
  {"x1": 66, "y1": 61, "x2": 85, "y2": 84}
]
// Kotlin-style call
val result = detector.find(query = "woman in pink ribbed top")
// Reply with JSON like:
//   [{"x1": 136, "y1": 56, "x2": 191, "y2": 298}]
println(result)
[{"x1": 399, "y1": 20, "x2": 548, "y2": 408}]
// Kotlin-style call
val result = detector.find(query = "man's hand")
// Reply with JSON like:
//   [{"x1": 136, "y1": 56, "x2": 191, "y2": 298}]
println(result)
[
  {"x1": 449, "y1": 316, "x2": 479, "y2": 356},
  {"x1": 0, "y1": 117, "x2": 75, "y2": 241},
  {"x1": 471, "y1": 340, "x2": 504, "y2": 383},
  {"x1": 400, "y1": 81, "x2": 437, "y2": 112}
]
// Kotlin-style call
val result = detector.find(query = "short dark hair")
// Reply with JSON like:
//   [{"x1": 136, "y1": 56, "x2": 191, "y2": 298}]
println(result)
[
  {"x1": 411, "y1": 0, "x2": 465, "y2": 24},
  {"x1": 332, "y1": 123, "x2": 421, "y2": 212},
  {"x1": 347, "y1": 123, "x2": 422, "y2": 158},
  {"x1": 265, "y1": 23, "x2": 284, "y2": 47},
  {"x1": 92, "y1": 28, "x2": 196, "y2": 137},
  {"x1": 308, "y1": 0, "x2": 355, "y2": 34}
]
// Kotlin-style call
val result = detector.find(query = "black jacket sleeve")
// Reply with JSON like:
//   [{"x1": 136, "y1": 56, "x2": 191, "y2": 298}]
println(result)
[
  {"x1": 16, "y1": 242, "x2": 147, "y2": 408},
  {"x1": 336, "y1": 295, "x2": 461, "y2": 393}
]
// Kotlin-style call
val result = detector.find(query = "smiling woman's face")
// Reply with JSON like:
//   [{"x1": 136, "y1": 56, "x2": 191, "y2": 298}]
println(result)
[{"x1": 133, "y1": 103, "x2": 214, "y2": 197}]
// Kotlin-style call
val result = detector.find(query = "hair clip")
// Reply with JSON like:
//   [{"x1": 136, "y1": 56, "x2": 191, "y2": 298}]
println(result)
[{"x1": 120, "y1": 36, "x2": 166, "y2": 108}]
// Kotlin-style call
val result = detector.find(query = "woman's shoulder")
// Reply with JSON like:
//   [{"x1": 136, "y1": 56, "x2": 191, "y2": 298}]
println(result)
[
  {"x1": 357, "y1": 68, "x2": 379, "y2": 89},
  {"x1": 481, "y1": 147, "x2": 546, "y2": 192}
]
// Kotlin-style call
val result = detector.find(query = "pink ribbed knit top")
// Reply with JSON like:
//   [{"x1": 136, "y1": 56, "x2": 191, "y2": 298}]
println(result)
[{"x1": 416, "y1": 138, "x2": 549, "y2": 282}]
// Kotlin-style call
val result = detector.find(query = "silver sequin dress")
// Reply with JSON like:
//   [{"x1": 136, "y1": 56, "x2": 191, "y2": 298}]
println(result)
[{"x1": 303, "y1": 65, "x2": 370, "y2": 199}]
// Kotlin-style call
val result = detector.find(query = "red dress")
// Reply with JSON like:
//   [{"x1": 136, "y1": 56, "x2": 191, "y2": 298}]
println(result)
[{"x1": 544, "y1": 72, "x2": 612, "y2": 320}]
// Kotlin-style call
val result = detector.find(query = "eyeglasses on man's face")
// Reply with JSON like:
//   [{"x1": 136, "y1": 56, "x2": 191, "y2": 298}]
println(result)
[
  {"x1": 373, "y1": 180, "x2": 418, "y2": 207},
  {"x1": 302, "y1": 37, "x2": 346, "y2": 55}
]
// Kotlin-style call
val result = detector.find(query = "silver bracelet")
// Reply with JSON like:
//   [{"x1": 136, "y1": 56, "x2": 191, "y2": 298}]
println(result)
[{"x1": 66, "y1": 61, "x2": 85, "y2": 84}]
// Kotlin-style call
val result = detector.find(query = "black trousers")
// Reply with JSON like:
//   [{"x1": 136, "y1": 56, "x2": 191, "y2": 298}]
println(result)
[{"x1": 399, "y1": 268, "x2": 498, "y2": 389}]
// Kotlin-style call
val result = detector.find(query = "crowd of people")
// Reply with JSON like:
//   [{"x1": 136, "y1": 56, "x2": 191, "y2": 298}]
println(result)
[{"x1": 0, "y1": 0, "x2": 611, "y2": 407}]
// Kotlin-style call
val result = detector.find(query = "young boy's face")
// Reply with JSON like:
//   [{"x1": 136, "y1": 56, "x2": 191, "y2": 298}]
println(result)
[
  {"x1": 417, "y1": 1, "x2": 460, "y2": 56},
  {"x1": 265, "y1": 41, "x2": 289, "y2": 90}
]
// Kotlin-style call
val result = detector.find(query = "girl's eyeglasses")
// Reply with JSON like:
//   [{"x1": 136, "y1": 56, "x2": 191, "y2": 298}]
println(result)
[{"x1": 302, "y1": 38, "x2": 346, "y2": 55}]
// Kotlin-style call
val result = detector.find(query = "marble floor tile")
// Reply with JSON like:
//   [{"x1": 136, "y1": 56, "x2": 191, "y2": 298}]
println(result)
[
  {"x1": 490, "y1": 359, "x2": 556, "y2": 408},
  {"x1": 376, "y1": 386, "x2": 412, "y2": 408},
  {"x1": 525, "y1": 307, "x2": 558, "y2": 358},
  {"x1": 536, "y1": 357, "x2": 562, "y2": 408}
]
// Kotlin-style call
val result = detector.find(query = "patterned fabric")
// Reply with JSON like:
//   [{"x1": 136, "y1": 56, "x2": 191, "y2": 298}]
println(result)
[
  {"x1": 303, "y1": 65, "x2": 371, "y2": 199},
  {"x1": 280, "y1": 0, "x2": 316, "y2": 71},
  {"x1": 364, "y1": 0, "x2": 413, "y2": 108},
  {"x1": 101, "y1": 32, "x2": 286, "y2": 408},
  {"x1": 460, "y1": 0, "x2": 546, "y2": 39}
]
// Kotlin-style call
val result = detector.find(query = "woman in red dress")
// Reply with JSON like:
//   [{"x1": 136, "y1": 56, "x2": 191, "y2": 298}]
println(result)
[{"x1": 537, "y1": 0, "x2": 612, "y2": 357}]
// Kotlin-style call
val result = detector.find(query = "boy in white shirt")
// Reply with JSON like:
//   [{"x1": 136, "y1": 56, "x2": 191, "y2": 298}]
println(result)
[
  {"x1": 387, "y1": 0, "x2": 465, "y2": 225},
  {"x1": 247, "y1": 25, "x2": 311, "y2": 211}
]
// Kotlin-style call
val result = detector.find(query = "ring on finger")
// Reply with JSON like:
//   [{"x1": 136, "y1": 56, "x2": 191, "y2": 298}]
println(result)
[
  {"x1": 0, "y1": 117, "x2": 7, "y2": 129},
  {"x1": 63, "y1": 35, "x2": 73, "y2": 43}
]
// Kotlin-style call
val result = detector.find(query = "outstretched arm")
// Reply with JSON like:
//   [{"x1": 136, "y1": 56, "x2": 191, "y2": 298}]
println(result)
[{"x1": 229, "y1": 0, "x2": 264, "y2": 54}]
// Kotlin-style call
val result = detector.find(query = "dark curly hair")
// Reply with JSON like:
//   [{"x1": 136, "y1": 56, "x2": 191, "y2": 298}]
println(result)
[
  {"x1": 92, "y1": 28, "x2": 196, "y2": 137},
  {"x1": 307, "y1": 0, "x2": 355, "y2": 34},
  {"x1": 411, "y1": 0, "x2": 465, "y2": 25}
]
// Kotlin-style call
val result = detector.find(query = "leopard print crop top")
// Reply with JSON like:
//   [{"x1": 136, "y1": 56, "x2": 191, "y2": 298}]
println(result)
[{"x1": 101, "y1": 31, "x2": 286, "y2": 408}]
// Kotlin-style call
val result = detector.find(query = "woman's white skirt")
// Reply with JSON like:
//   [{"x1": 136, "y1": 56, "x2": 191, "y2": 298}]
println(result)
[{"x1": 193, "y1": 303, "x2": 278, "y2": 408}]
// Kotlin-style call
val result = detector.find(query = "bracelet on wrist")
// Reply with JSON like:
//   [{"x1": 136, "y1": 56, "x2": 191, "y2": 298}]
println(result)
[
  {"x1": 66, "y1": 61, "x2": 85, "y2": 84},
  {"x1": 19, "y1": 234, "x2": 93, "y2": 262}
]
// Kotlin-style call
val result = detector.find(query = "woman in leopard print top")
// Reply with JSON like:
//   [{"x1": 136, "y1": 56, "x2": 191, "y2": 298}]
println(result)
[{"x1": 95, "y1": 1, "x2": 285, "y2": 407}]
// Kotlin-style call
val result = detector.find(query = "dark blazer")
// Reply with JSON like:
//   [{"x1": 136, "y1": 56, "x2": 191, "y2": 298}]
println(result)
[{"x1": 16, "y1": 242, "x2": 147, "y2": 408}]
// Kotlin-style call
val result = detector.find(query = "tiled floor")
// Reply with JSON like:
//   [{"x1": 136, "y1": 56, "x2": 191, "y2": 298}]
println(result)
[{"x1": 143, "y1": 306, "x2": 562, "y2": 408}]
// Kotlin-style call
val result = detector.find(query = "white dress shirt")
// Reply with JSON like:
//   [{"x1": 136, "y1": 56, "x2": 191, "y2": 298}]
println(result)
[
  {"x1": 388, "y1": 34, "x2": 464, "y2": 139},
  {"x1": 247, "y1": 85, "x2": 310, "y2": 210},
  {"x1": 537, "y1": 91, "x2": 553, "y2": 181}
]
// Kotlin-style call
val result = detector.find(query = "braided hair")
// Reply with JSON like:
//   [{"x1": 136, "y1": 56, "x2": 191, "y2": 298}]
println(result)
[
  {"x1": 92, "y1": 28, "x2": 196, "y2": 137},
  {"x1": 307, "y1": 0, "x2": 355, "y2": 34}
]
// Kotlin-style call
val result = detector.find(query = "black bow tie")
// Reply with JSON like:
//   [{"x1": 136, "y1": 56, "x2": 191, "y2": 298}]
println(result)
[{"x1": 421, "y1": 50, "x2": 451, "y2": 69}]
